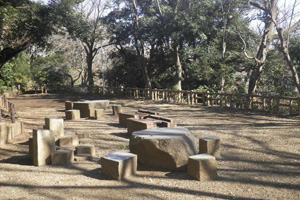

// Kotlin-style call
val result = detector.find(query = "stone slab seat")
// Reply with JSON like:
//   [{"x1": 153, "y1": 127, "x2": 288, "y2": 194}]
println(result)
[
  {"x1": 51, "y1": 150, "x2": 73, "y2": 165},
  {"x1": 101, "y1": 151, "x2": 137, "y2": 180},
  {"x1": 65, "y1": 110, "x2": 80, "y2": 120},
  {"x1": 137, "y1": 109, "x2": 159, "y2": 116},
  {"x1": 129, "y1": 127, "x2": 197, "y2": 171},
  {"x1": 58, "y1": 135, "x2": 79, "y2": 147},
  {"x1": 187, "y1": 154, "x2": 218, "y2": 181},
  {"x1": 199, "y1": 137, "x2": 221, "y2": 158},
  {"x1": 75, "y1": 144, "x2": 95, "y2": 156},
  {"x1": 126, "y1": 118, "x2": 158, "y2": 135},
  {"x1": 118, "y1": 113, "x2": 140, "y2": 127},
  {"x1": 73, "y1": 100, "x2": 110, "y2": 118},
  {"x1": 145, "y1": 115, "x2": 176, "y2": 127}
]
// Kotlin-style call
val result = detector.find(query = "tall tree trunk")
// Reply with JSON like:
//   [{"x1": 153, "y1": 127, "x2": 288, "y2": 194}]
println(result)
[
  {"x1": 277, "y1": 28, "x2": 300, "y2": 92},
  {"x1": 132, "y1": 0, "x2": 152, "y2": 88},
  {"x1": 248, "y1": 0, "x2": 278, "y2": 94},
  {"x1": 173, "y1": 45, "x2": 182, "y2": 91},
  {"x1": 86, "y1": 50, "x2": 94, "y2": 86}
]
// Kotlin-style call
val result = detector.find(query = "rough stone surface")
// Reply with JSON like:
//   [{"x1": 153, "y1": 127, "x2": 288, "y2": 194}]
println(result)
[
  {"x1": 44, "y1": 118, "x2": 64, "y2": 138},
  {"x1": 129, "y1": 127, "x2": 197, "y2": 171},
  {"x1": 187, "y1": 154, "x2": 218, "y2": 181},
  {"x1": 75, "y1": 144, "x2": 95, "y2": 156},
  {"x1": 95, "y1": 109, "x2": 104, "y2": 120},
  {"x1": 127, "y1": 118, "x2": 158, "y2": 135},
  {"x1": 118, "y1": 113, "x2": 139, "y2": 127},
  {"x1": 58, "y1": 135, "x2": 79, "y2": 147},
  {"x1": 65, "y1": 110, "x2": 80, "y2": 120},
  {"x1": 112, "y1": 104, "x2": 123, "y2": 116},
  {"x1": 199, "y1": 137, "x2": 221, "y2": 158},
  {"x1": 51, "y1": 150, "x2": 73, "y2": 165},
  {"x1": 101, "y1": 151, "x2": 137, "y2": 180},
  {"x1": 0, "y1": 122, "x2": 7, "y2": 145},
  {"x1": 33, "y1": 129, "x2": 56, "y2": 166},
  {"x1": 65, "y1": 101, "x2": 73, "y2": 110}
]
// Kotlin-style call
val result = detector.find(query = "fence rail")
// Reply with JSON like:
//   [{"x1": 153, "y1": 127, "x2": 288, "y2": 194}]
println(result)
[
  {"x1": 56, "y1": 86, "x2": 300, "y2": 116},
  {"x1": 0, "y1": 95, "x2": 16, "y2": 123}
]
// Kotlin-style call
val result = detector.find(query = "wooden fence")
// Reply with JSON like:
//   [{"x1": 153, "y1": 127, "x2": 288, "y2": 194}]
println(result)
[
  {"x1": 56, "y1": 86, "x2": 300, "y2": 116},
  {"x1": 0, "y1": 95, "x2": 16, "y2": 123}
]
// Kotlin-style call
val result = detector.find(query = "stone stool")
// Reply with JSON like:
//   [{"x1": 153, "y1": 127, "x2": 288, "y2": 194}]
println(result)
[
  {"x1": 65, "y1": 110, "x2": 80, "y2": 120},
  {"x1": 95, "y1": 109, "x2": 104, "y2": 120},
  {"x1": 112, "y1": 104, "x2": 123, "y2": 116},
  {"x1": 58, "y1": 135, "x2": 79, "y2": 147},
  {"x1": 199, "y1": 137, "x2": 220, "y2": 158},
  {"x1": 75, "y1": 144, "x2": 95, "y2": 156},
  {"x1": 101, "y1": 151, "x2": 137, "y2": 180},
  {"x1": 188, "y1": 154, "x2": 218, "y2": 181},
  {"x1": 28, "y1": 137, "x2": 33, "y2": 161},
  {"x1": 51, "y1": 150, "x2": 73, "y2": 165},
  {"x1": 65, "y1": 101, "x2": 73, "y2": 110}
]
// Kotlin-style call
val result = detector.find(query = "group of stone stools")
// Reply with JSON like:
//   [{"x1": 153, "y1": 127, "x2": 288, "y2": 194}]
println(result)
[{"x1": 28, "y1": 117, "x2": 96, "y2": 166}]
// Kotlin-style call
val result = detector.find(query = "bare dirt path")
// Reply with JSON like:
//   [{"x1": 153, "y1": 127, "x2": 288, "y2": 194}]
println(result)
[{"x1": 0, "y1": 94, "x2": 299, "y2": 200}]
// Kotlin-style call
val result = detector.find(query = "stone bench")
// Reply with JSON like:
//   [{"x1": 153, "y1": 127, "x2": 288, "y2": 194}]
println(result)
[
  {"x1": 101, "y1": 151, "x2": 137, "y2": 180},
  {"x1": 137, "y1": 109, "x2": 159, "y2": 116},
  {"x1": 126, "y1": 118, "x2": 158, "y2": 135},
  {"x1": 112, "y1": 104, "x2": 123, "y2": 116},
  {"x1": 187, "y1": 154, "x2": 218, "y2": 181},
  {"x1": 58, "y1": 135, "x2": 79, "y2": 147},
  {"x1": 73, "y1": 100, "x2": 110, "y2": 118},
  {"x1": 118, "y1": 113, "x2": 139, "y2": 127},
  {"x1": 145, "y1": 115, "x2": 176, "y2": 127},
  {"x1": 75, "y1": 144, "x2": 95, "y2": 157},
  {"x1": 65, "y1": 110, "x2": 80, "y2": 120},
  {"x1": 199, "y1": 137, "x2": 221, "y2": 158}
]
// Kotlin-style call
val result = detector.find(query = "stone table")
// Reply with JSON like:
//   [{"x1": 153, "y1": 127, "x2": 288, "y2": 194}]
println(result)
[
  {"x1": 73, "y1": 100, "x2": 110, "y2": 118},
  {"x1": 129, "y1": 127, "x2": 197, "y2": 171}
]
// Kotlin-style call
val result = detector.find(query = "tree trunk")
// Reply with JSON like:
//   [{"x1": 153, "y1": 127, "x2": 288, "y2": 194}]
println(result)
[
  {"x1": 173, "y1": 45, "x2": 182, "y2": 91},
  {"x1": 277, "y1": 28, "x2": 300, "y2": 92},
  {"x1": 247, "y1": 0, "x2": 278, "y2": 94},
  {"x1": 85, "y1": 46, "x2": 94, "y2": 86}
]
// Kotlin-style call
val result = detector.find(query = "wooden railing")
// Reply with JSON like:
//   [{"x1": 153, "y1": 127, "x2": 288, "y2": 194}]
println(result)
[
  {"x1": 57, "y1": 86, "x2": 300, "y2": 116},
  {"x1": 0, "y1": 95, "x2": 16, "y2": 123}
]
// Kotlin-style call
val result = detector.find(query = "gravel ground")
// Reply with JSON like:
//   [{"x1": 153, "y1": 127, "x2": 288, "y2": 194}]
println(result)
[{"x1": 0, "y1": 94, "x2": 299, "y2": 200}]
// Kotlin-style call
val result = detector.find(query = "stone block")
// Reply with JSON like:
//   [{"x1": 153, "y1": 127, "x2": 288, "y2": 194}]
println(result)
[
  {"x1": 6, "y1": 124, "x2": 16, "y2": 141},
  {"x1": 0, "y1": 122, "x2": 7, "y2": 145},
  {"x1": 65, "y1": 110, "x2": 80, "y2": 120},
  {"x1": 112, "y1": 104, "x2": 123, "y2": 116},
  {"x1": 127, "y1": 118, "x2": 157, "y2": 135},
  {"x1": 44, "y1": 118, "x2": 64, "y2": 138},
  {"x1": 29, "y1": 137, "x2": 33, "y2": 161},
  {"x1": 146, "y1": 115, "x2": 176, "y2": 127},
  {"x1": 199, "y1": 137, "x2": 221, "y2": 158},
  {"x1": 187, "y1": 154, "x2": 218, "y2": 181},
  {"x1": 33, "y1": 129, "x2": 56, "y2": 166},
  {"x1": 137, "y1": 109, "x2": 159, "y2": 115},
  {"x1": 58, "y1": 135, "x2": 79, "y2": 147},
  {"x1": 76, "y1": 133, "x2": 89, "y2": 139},
  {"x1": 65, "y1": 101, "x2": 73, "y2": 110},
  {"x1": 75, "y1": 144, "x2": 95, "y2": 156},
  {"x1": 119, "y1": 113, "x2": 139, "y2": 127},
  {"x1": 51, "y1": 150, "x2": 73, "y2": 165},
  {"x1": 101, "y1": 151, "x2": 137, "y2": 180},
  {"x1": 95, "y1": 109, "x2": 104, "y2": 120},
  {"x1": 74, "y1": 154, "x2": 93, "y2": 162},
  {"x1": 73, "y1": 102, "x2": 95, "y2": 118}
]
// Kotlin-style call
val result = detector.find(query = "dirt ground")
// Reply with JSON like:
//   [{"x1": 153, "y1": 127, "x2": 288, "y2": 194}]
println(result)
[{"x1": 0, "y1": 94, "x2": 299, "y2": 200}]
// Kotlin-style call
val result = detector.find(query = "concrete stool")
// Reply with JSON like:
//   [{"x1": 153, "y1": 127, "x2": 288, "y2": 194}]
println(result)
[
  {"x1": 75, "y1": 144, "x2": 95, "y2": 156},
  {"x1": 65, "y1": 101, "x2": 73, "y2": 110},
  {"x1": 199, "y1": 137, "x2": 221, "y2": 158},
  {"x1": 65, "y1": 110, "x2": 80, "y2": 120},
  {"x1": 76, "y1": 133, "x2": 89, "y2": 139},
  {"x1": 101, "y1": 151, "x2": 137, "y2": 180},
  {"x1": 51, "y1": 150, "x2": 73, "y2": 165},
  {"x1": 112, "y1": 104, "x2": 123, "y2": 116},
  {"x1": 58, "y1": 135, "x2": 79, "y2": 147},
  {"x1": 95, "y1": 109, "x2": 104, "y2": 120},
  {"x1": 44, "y1": 118, "x2": 64, "y2": 138},
  {"x1": 0, "y1": 122, "x2": 7, "y2": 145},
  {"x1": 188, "y1": 154, "x2": 218, "y2": 181}
]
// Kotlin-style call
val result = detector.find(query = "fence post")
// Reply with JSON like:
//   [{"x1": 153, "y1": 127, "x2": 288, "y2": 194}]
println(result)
[
  {"x1": 9, "y1": 103, "x2": 16, "y2": 123},
  {"x1": 289, "y1": 99, "x2": 293, "y2": 116}
]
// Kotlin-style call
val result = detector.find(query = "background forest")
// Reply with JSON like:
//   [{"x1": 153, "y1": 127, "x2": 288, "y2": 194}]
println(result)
[{"x1": 1, "y1": 0, "x2": 300, "y2": 96}]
